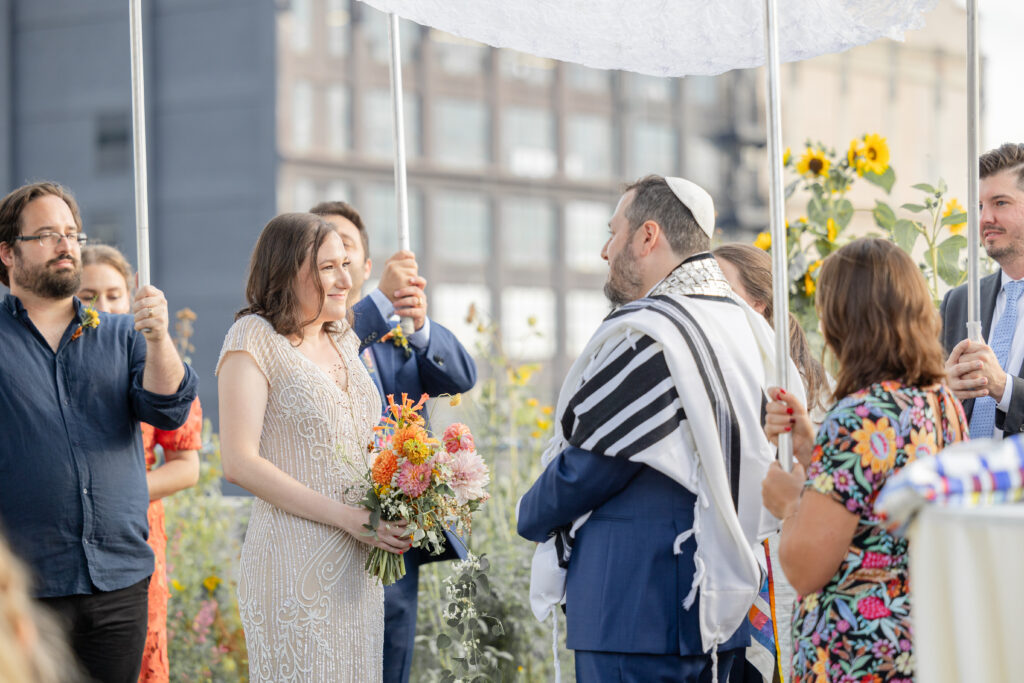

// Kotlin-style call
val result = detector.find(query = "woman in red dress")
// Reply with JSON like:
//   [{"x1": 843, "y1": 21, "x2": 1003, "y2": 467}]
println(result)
[{"x1": 79, "y1": 245, "x2": 201, "y2": 683}]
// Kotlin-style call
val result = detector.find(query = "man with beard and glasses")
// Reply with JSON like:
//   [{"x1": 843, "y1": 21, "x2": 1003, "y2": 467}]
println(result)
[
  {"x1": 943, "y1": 143, "x2": 1024, "y2": 440},
  {"x1": 0, "y1": 182, "x2": 198, "y2": 683},
  {"x1": 518, "y1": 175, "x2": 803, "y2": 681}
]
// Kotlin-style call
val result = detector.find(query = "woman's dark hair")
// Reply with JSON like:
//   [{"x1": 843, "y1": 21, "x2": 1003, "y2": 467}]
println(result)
[
  {"x1": 816, "y1": 238, "x2": 946, "y2": 399},
  {"x1": 237, "y1": 212, "x2": 336, "y2": 338},
  {"x1": 713, "y1": 243, "x2": 829, "y2": 412}
]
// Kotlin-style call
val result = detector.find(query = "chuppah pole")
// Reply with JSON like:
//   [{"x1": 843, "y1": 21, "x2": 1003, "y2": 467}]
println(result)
[
  {"x1": 129, "y1": 0, "x2": 151, "y2": 287},
  {"x1": 965, "y1": 0, "x2": 982, "y2": 341},
  {"x1": 763, "y1": 0, "x2": 793, "y2": 470},
  {"x1": 387, "y1": 13, "x2": 415, "y2": 336}
]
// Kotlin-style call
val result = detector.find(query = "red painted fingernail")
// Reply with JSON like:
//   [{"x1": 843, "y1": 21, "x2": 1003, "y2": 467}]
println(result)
[
  {"x1": 779, "y1": 389, "x2": 786, "y2": 395},
  {"x1": 785, "y1": 426, "x2": 792, "y2": 432},
  {"x1": 787, "y1": 408, "x2": 794, "y2": 415}
]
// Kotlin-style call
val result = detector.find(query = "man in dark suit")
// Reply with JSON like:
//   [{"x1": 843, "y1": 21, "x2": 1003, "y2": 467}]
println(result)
[
  {"x1": 942, "y1": 143, "x2": 1024, "y2": 439},
  {"x1": 310, "y1": 201, "x2": 477, "y2": 683}
]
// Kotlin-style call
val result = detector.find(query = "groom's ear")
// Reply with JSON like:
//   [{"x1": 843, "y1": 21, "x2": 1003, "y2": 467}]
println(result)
[{"x1": 635, "y1": 220, "x2": 662, "y2": 257}]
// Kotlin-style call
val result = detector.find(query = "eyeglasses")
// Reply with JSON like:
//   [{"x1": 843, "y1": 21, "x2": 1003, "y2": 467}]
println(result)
[{"x1": 13, "y1": 232, "x2": 88, "y2": 248}]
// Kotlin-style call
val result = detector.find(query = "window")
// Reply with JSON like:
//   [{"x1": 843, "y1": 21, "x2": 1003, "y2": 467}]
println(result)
[
  {"x1": 501, "y1": 199, "x2": 554, "y2": 267},
  {"x1": 363, "y1": 89, "x2": 420, "y2": 159},
  {"x1": 88, "y1": 211, "x2": 122, "y2": 249},
  {"x1": 433, "y1": 98, "x2": 489, "y2": 169},
  {"x1": 292, "y1": 80, "x2": 313, "y2": 151},
  {"x1": 565, "y1": 114, "x2": 613, "y2": 180},
  {"x1": 434, "y1": 193, "x2": 489, "y2": 265},
  {"x1": 626, "y1": 73, "x2": 674, "y2": 103},
  {"x1": 566, "y1": 289, "x2": 610, "y2": 356},
  {"x1": 95, "y1": 112, "x2": 130, "y2": 174},
  {"x1": 325, "y1": 180, "x2": 352, "y2": 205},
  {"x1": 363, "y1": 10, "x2": 420, "y2": 64},
  {"x1": 290, "y1": 0, "x2": 312, "y2": 52},
  {"x1": 686, "y1": 136, "x2": 722, "y2": 197},
  {"x1": 502, "y1": 107, "x2": 555, "y2": 178},
  {"x1": 629, "y1": 120, "x2": 677, "y2": 179},
  {"x1": 502, "y1": 287, "x2": 556, "y2": 359},
  {"x1": 433, "y1": 283, "x2": 490, "y2": 349},
  {"x1": 326, "y1": 0, "x2": 350, "y2": 56},
  {"x1": 565, "y1": 64, "x2": 610, "y2": 94},
  {"x1": 430, "y1": 29, "x2": 486, "y2": 75},
  {"x1": 293, "y1": 178, "x2": 317, "y2": 213},
  {"x1": 363, "y1": 184, "x2": 424, "y2": 258},
  {"x1": 326, "y1": 85, "x2": 350, "y2": 154},
  {"x1": 565, "y1": 201, "x2": 611, "y2": 273},
  {"x1": 499, "y1": 49, "x2": 555, "y2": 87},
  {"x1": 686, "y1": 76, "x2": 718, "y2": 106}
]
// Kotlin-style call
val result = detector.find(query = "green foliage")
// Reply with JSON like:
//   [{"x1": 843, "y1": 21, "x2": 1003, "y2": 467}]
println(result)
[{"x1": 164, "y1": 427, "x2": 251, "y2": 682}]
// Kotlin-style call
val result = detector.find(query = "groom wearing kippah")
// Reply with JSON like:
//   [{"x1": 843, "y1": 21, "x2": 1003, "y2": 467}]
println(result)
[{"x1": 518, "y1": 175, "x2": 800, "y2": 681}]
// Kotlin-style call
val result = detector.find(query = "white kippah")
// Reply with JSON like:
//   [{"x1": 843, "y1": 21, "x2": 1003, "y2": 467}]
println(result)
[{"x1": 665, "y1": 177, "x2": 715, "y2": 239}]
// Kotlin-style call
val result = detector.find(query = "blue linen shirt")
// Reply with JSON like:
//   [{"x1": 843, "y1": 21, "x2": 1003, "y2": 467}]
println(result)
[{"x1": 0, "y1": 294, "x2": 198, "y2": 597}]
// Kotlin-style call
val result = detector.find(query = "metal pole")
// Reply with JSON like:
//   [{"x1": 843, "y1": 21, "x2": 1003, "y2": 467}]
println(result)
[
  {"x1": 388, "y1": 13, "x2": 414, "y2": 336},
  {"x1": 129, "y1": 0, "x2": 150, "y2": 287},
  {"x1": 966, "y1": 0, "x2": 982, "y2": 343},
  {"x1": 764, "y1": 0, "x2": 794, "y2": 471}
]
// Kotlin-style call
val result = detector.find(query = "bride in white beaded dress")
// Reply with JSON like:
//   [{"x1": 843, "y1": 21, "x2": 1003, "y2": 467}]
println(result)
[{"x1": 217, "y1": 213, "x2": 411, "y2": 682}]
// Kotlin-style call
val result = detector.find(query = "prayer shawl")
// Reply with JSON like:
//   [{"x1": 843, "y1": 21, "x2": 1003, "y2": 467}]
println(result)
[{"x1": 528, "y1": 255, "x2": 805, "y2": 653}]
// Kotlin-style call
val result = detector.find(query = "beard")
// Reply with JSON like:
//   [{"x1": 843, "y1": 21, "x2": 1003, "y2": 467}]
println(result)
[
  {"x1": 13, "y1": 249, "x2": 82, "y2": 299},
  {"x1": 603, "y1": 242, "x2": 644, "y2": 306}
]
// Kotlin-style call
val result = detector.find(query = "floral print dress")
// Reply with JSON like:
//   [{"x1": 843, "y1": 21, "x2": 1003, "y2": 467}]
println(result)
[{"x1": 790, "y1": 381, "x2": 966, "y2": 683}]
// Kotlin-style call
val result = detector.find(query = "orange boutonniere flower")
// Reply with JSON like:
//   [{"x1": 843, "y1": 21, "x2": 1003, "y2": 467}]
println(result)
[
  {"x1": 380, "y1": 324, "x2": 411, "y2": 358},
  {"x1": 70, "y1": 304, "x2": 100, "y2": 341}
]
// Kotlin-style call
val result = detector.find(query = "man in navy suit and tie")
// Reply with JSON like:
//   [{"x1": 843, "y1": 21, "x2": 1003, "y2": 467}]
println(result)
[
  {"x1": 942, "y1": 143, "x2": 1024, "y2": 439},
  {"x1": 311, "y1": 201, "x2": 477, "y2": 683}
]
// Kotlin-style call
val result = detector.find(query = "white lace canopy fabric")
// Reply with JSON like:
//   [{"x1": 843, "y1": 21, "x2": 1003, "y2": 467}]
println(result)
[{"x1": 359, "y1": 0, "x2": 938, "y2": 76}]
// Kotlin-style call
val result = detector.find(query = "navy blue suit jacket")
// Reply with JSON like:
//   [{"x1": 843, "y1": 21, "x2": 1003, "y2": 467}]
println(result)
[
  {"x1": 352, "y1": 296, "x2": 477, "y2": 562},
  {"x1": 518, "y1": 446, "x2": 750, "y2": 655}
]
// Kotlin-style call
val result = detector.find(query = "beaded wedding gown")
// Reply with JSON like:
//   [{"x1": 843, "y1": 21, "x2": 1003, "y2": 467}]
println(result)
[{"x1": 218, "y1": 315, "x2": 383, "y2": 682}]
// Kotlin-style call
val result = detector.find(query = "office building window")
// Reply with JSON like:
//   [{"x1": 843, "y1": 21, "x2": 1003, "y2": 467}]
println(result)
[
  {"x1": 626, "y1": 73, "x2": 674, "y2": 103},
  {"x1": 565, "y1": 201, "x2": 611, "y2": 273},
  {"x1": 363, "y1": 10, "x2": 419, "y2": 64},
  {"x1": 292, "y1": 80, "x2": 314, "y2": 151},
  {"x1": 686, "y1": 75, "x2": 718, "y2": 106},
  {"x1": 435, "y1": 193, "x2": 490, "y2": 266},
  {"x1": 364, "y1": 184, "x2": 423, "y2": 258},
  {"x1": 326, "y1": 0, "x2": 350, "y2": 56},
  {"x1": 325, "y1": 180, "x2": 352, "y2": 205},
  {"x1": 502, "y1": 106, "x2": 556, "y2": 178},
  {"x1": 502, "y1": 287, "x2": 556, "y2": 359},
  {"x1": 364, "y1": 89, "x2": 420, "y2": 159},
  {"x1": 95, "y1": 112, "x2": 131, "y2": 174},
  {"x1": 565, "y1": 64, "x2": 610, "y2": 94},
  {"x1": 629, "y1": 120, "x2": 677, "y2": 179},
  {"x1": 501, "y1": 199, "x2": 554, "y2": 267},
  {"x1": 434, "y1": 98, "x2": 489, "y2": 170},
  {"x1": 566, "y1": 290, "x2": 610, "y2": 356},
  {"x1": 293, "y1": 178, "x2": 317, "y2": 214},
  {"x1": 686, "y1": 136, "x2": 722, "y2": 197},
  {"x1": 499, "y1": 49, "x2": 555, "y2": 87},
  {"x1": 433, "y1": 283, "x2": 490, "y2": 347},
  {"x1": 290, "y1": 0, "x2": 312, "y2": 52},
  {"x1": 326, "y1": 85, "x2": 350, "y2": 154},
  {"x1": 430, "y1": 29, "x2": 486, "y2": 75},
  {"x1": 565, "y1": 114, "x2": 613, "y2": 180}
]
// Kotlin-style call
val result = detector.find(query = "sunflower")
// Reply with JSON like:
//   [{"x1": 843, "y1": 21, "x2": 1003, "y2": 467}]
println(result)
[
  {"x1": 847, "y1": 138, "x2": 864, "y2": 172},
  {"x1": 826, "y1": 217, "x2": 838, "y2": 242},
  {"x1": 753, "y1": 231, "x2": 771, "y2": 251},
  {"x1": 851, "y1": 416, "x2": 897, "y2": 474},
  {"x1": 944, "y1": 198, "x2": 967, "y2": 235},
  {"x1": 796, "y1": 147, "x2": 830, "y2": 177},
  {"x1": 804, "y1": 260, "x2": 822, "y2": 296},
  {"x1": 860, "y1": 133, "x2": 890, "y2": 175},
  {"x1": 782, "y1": 147, "x2": 792, "y2": 166}
]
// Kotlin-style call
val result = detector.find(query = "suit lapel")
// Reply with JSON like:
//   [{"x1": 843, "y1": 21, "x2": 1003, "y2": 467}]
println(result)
[{"x1": 981, "y1": 271, "x2": 1001, "y2": 341}]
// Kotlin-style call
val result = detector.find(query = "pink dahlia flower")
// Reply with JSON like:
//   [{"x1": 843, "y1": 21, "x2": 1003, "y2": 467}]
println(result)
[
  {"x1": 443, "y1": 423, "x2": 475, "y2": 454},
  {"x1": 396, "y1": 460, "x2": 432, "y2": 498},
  {"x1": 449, "y1": 449, "x2": 490, "y2": 505}
]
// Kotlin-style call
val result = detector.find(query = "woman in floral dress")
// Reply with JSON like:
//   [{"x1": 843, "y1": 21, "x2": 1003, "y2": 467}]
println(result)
[{"x1": 761, "y1": 238, "x2": 967, "y2": 682}]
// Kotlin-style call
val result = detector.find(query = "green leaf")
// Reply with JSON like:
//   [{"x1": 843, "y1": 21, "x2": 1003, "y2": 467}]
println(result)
[
  {"x1": 475, "y1": 574, "x2": 491, "y2": 595},
  {"x1": 937, "y1": 235, "x2": 968, "y2": 287},
  {"x1": 834, "y1": 199, "x2": 854, "y2": 229},
  {"x1": 369, "y1": 508, "x2": 381, "y2": 529},
  {"x1": 937, "y1": 177, "x2": 948, "y2": 195},
  {"x1": 901, "y1": 203, "x2": 928, "y2": 214},
  {"x1": 807, "y1": 197, "x2": 828, "y2": 226},
  {"x1": 872, "y1": 201, "x2": 896, "y2": 230},
  {"x1": 940, "y1": 212, "x2": 967, "y2": 227},
  {"x1": 784, "y1": 178, "x2": 801, "y2": 199},
  {"x1": 912, "y1": 182, "x2": 936, "y2": 194},
  {"x1": 863, "y1": 166, "x2": 896, "y2": 193},
  {"x1": 436, "y1": 633, "x2": 452, "y2": 650},
  {"x1": 892, "y1": 219, "x2": 919, "y2": 254}
]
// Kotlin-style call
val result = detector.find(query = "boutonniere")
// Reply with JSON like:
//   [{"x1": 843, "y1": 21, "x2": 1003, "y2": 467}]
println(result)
[
  {"x1": 380, "y1": 324, "x2": 411, "y2": 358},
  {"x1": 71, "y1": 302, "x2": 100, "y2": 342}
]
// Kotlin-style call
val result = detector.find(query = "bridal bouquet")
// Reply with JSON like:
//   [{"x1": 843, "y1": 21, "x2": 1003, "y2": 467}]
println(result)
[{"x1": 360, "y1": 393, "x2": 490, "y2": 585}]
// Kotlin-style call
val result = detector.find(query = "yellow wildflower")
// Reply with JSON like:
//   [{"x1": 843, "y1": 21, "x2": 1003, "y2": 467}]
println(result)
[
  {"x1": 171, "y1": 579, "x2": 185, "y2": 591},
  {"x1": 527, "y1": 315, "x2": 538, "y2": 327},
  {"x1": 530, "y1": 430, "x2": 542, "y2": 439},
  {"x1": 804, "y1": 260, "x2": 822, "y2": 297},
  {"x1": 796, "y1": 147, "x2": 830, "y2": 177},
  {"x1": 782, "y1": 147, "x2": 791, "y2": 166},
  {"x1": 826, "y1": 217, "x2": 838, "y2": 242},
  {"x1": 448, "y1": 393, "x2": 462, "y2": 407},
  {"x1": 536, "y1": 419, "x2": 552, "y2": 431},
  {"x1": 847, "y1": 138, "x2": 864, "y2": 173},
  {"x1": 541, "y1": 405, "x2": 554, "y2": 416},
  {"x1": 944, "y1": 198, "x2": 967, "y2": 235},
  {"x1": 203, "y1": 575, "x2": 222, "y2": 594},
  {"x1": 860, "y1": 133, "x2": 890, "y2": 175},
  {"x1": 753, "y1": 231, "x2": 771, "y2": 251},
  {"x1": 526, "y1": 398, "x2": 539, "y2": 408}
]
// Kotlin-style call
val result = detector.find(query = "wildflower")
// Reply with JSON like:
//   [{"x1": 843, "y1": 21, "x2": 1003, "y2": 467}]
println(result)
[
  {"x1": 527, "y1": 315, "x2": 538, "y2": 327},
  {"x1": 826, "y1": 217, "x2": 838, "y2": 242},
  {"x1": 372, "y1": 450, "x2": 399, "y2": 488},
  {"x1": 171, "y1": 579, "x2": 185, "y2": 591},
  {"x1": 202, "y1": 575, "x2": 222, "y2": 594},
  {"x1": 944, "y1": 198, "x2": 967, "y2": 235},
  {"x1": 176, "y1": 307, "x2": 198, "y2": 322},
  {"x1": 535, "y1": 419, "x2": 552, "y2": 431},
  {"x1": 860, "y1": 133, "x2": 890, "y2": 175},
  {"x1": 753, "y1": 232, "x2": 771, "y2": 251},
  {"x1": 449, "y1": 449, "x2": 490, "y2": 505},
  {"x1": 541, "y1": 405, "x2": 554, "y2": 416},
  {"x1": 465, "y1": 302, "x2": 477, "y2": 324},
  {"x1": 530, "y1": 430, "x2": 542, "y2": 439},
  {"x1": 403, "y1": 438, "x2": 432, "y2": 465},
  {"x1": 448, "y1": 393, "x2": 462, "y2": 407},
  {"x1": 381, "y1": 324, "x2": 411, "y2": 356},
  {"x1": 804, "y1": 260, "x2": 822, "y2": 296},
  {"x1": 796, "y1": 147, "x2": 830, "y2": 177},
  {"x1": 526, "y1": 398, "x2": 539, "y2": 408},
  {"x1": 392, "y1": 424, "x2": 427, "y2": 456},
  {"x1": 396, "y1": 460, "x2": 433, "y2": 498},
  {"x1": 847, "y1": 138, "x2": 864, "y2": 173},
  {"x1": 443, "y1": 423, "x2": 475, "y2": 454},
  {"x1": 782, "y1": 147, "x2": 791, "y2": 166},
  {"x1": 71, "y1": 303, "x2": 101, "y2": 341}
]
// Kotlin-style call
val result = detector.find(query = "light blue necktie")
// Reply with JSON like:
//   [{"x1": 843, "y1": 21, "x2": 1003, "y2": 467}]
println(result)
[{"x1": 970, "y1": 279, "x2": 1024, "y2": 438}]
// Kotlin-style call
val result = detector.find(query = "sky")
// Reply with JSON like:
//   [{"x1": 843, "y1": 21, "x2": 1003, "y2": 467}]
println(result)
[{"x1": 978, "y1": 0, "x2": 1024, "y2": 148}]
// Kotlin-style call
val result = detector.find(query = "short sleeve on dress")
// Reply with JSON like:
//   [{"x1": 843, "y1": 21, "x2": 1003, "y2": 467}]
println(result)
[
  {"x1": 805, "y1": 398, "x2": 886, "y2": 519},
  {"x1": 152, "y1": 397, "x2": 203, "y2": 452},
  {"x1": 217, "y1": 315, "x2": 275, "y2": 381}
]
